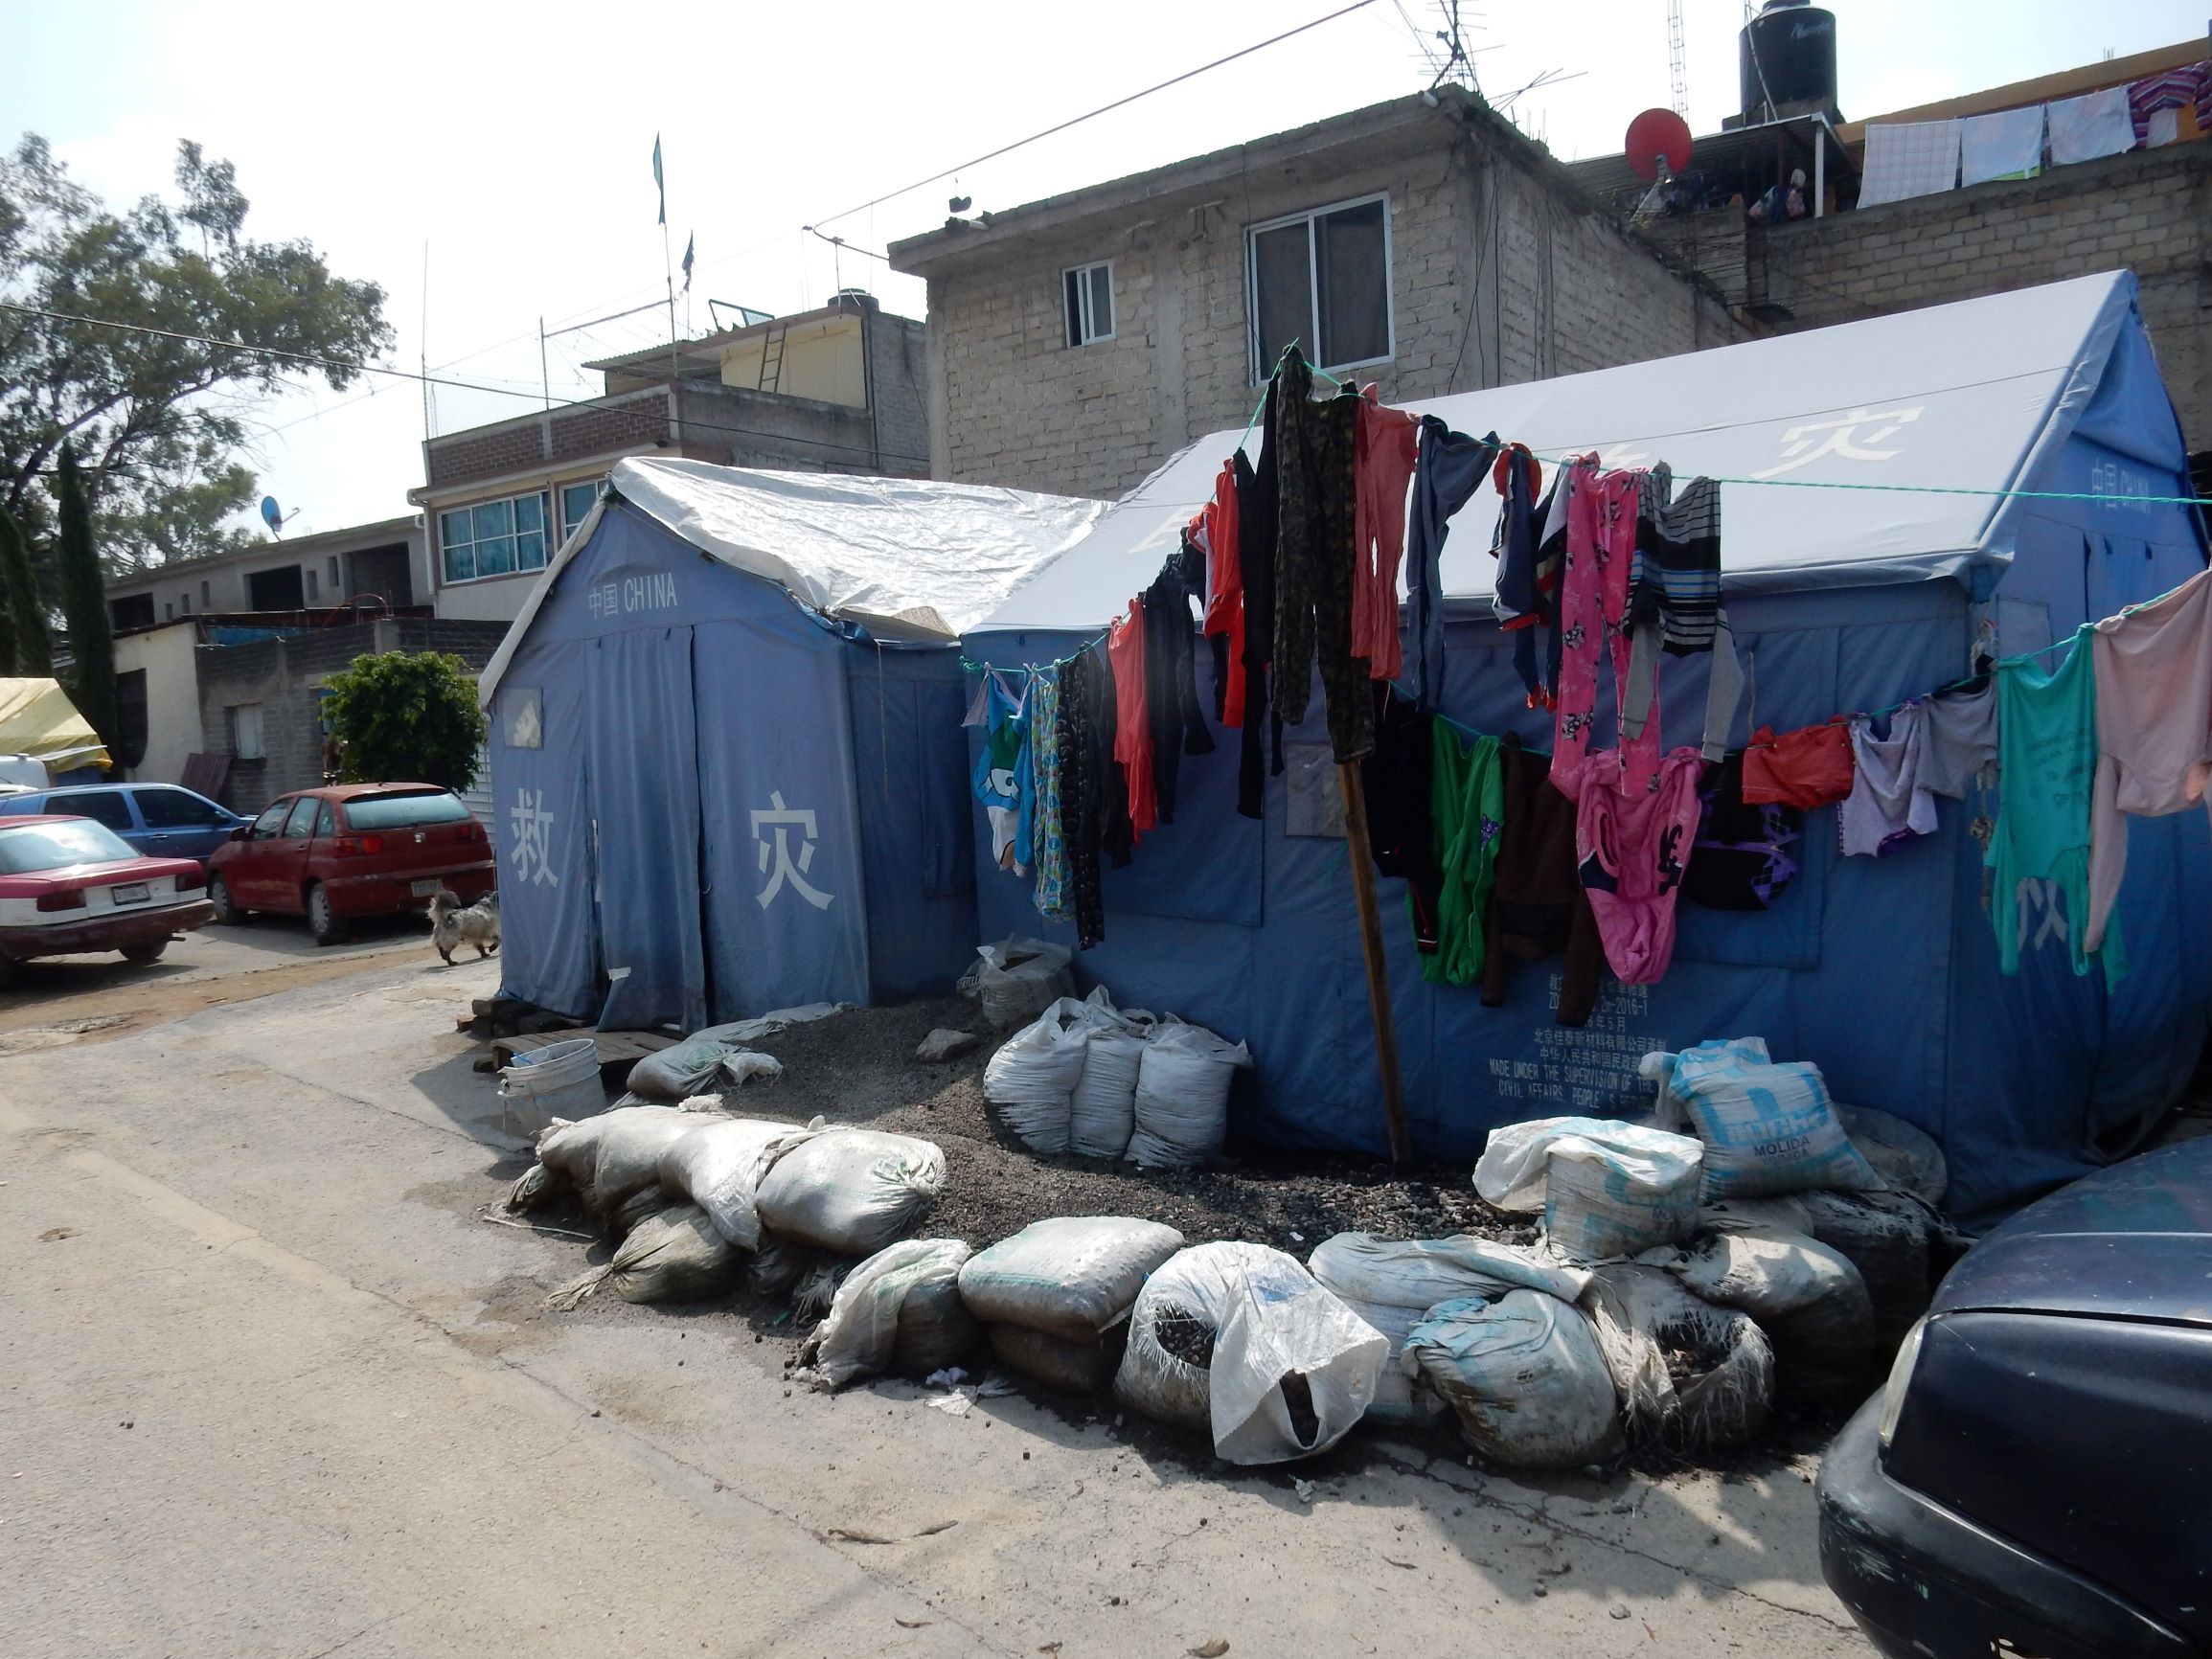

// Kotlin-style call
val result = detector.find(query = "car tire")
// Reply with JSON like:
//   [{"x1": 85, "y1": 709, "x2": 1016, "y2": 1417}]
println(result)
[
  {"x1": 207, "y1": 874, "x2": 245, "y2": 926},
  {"x1": 306, "y1": 882, "x2": 347, "y2": 946},
  {"x1": 120, "y1": 940, "x2": 168, "y2": 966}
]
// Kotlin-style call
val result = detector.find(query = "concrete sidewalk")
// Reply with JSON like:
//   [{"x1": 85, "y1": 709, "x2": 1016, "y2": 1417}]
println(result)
[{"x1": 0, "y1": 959, "x2": 1863, "y2": 1658}]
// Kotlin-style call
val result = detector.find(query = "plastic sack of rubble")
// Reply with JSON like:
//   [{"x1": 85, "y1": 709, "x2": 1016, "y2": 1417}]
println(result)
[
  {"x1": 1704, "y1": 1189, "x2": 1935, "y2": 1346},
  {"x1": 625, "y1": 1005, "x2": 844, "y2": 1101},
  {"x1": 754, "y1": 1125, "x2": 946, "y2": 1256},
  {"x1": 1127, "y1": 1018, "x2": 1252, "y2": 1169},
  {"x1": 546, "y1": 1203, "x2": 742, "y2": 1309},
  {"x1": 1643, "y1": 1224, "x2": 1876, "y2": 1405},
  {"x1": 530, "y1": 1103, "x2": 702, "y2": 1216},
  {"x1": 1836, "y1": 1105, "x2": 1948, "y2": 1205},
  {"x1": 982, "y1": 998, "x2": 1091, "y2": 1155},
  {"x1": 1116, "y1": 1241, "x2": 1385, "y2": 1464},
  {"x1": 1403, "y1": 1291, "x2": 1623, "y2": 1469},
  {"x1": 988, "y1": 1322, "x2": 1122, "y2": 1393},
  {"x1": 795, "y1": 1239, "x2": 973, "y2": 1390},
  {"x1": 748, "y1": 1236, "x2": 819, "y2": 1298},
  {"x1": 963, "y1": 937, "x2": 1076, "y2": 1030},
  {"x1": 1474, "y1": 1117, "x2": 1703, "y2": 1260},
  {"x1": 1657, "y1": 1038, "x2": 1886, "y2": 1199},
  {"x1": 958, "y1": 1216, "x2": 1185, "y2": 1343},
  {"x1": 1306, "y1": 1234, "x2": 1592, "y2": 1423},
  {"x1": 1581, "y1": 1262, "x2": 1773, "y2": 1453},
  {"x1": 655, "y1": 1116, "x2": 817, "y2": 1250},
  {"x1": 1066, "y1": 989, "x2": 1153, "y2": 1159}
]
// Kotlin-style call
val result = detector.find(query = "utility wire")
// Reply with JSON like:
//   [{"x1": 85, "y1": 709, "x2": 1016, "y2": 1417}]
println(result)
[{"x1": 808, "y1": 0, "x2": 1382, "y2": 232}]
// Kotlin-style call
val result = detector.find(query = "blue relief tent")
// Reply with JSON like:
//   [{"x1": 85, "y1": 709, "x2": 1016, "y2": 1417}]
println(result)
[
  {"x1": 962, "y1": 271, "x2": 2211, "y2": 1217},
  {"x1": 477, "y1": 458, "x2": 1104, "y2": 1034}
]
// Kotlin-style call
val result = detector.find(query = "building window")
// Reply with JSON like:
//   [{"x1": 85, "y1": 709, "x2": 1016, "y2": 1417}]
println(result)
[
  {"x1": 559, "y1": 480, "x2": 602, "y2": 545},
  {"x1": 199, "y1": 580, "x2": 211, "y2": 608},
  {"x1": 1062, "y1": 261, "x2": 1114, "y2": 347},
  {"x1": 328, "y1": 556, "x2": 341, "y2": 591},
  {"x1": 228, "y1": 703, "x2": 265, "y2": 761},
  {"x1": 306, "y1": 568, "x2": 320, "y2": 603},
  {"x1": 110, "y1": 594, "x2": 156, "y2": 632},
  {"x1": 114, "y1": 670, "x2": 148, "y2": 771},
  {"x1": 1246, "y1": 193, "x2": 1393, "y2": 382},
  {"x1": 439, "y1": 489, "x2": 551, "y2": 584},
  {"x1": 180, "y1": 593, "x2": 192, "y2": 615}
]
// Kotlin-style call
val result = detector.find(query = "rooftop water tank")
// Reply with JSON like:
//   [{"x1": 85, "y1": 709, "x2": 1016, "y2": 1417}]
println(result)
[{"x1": 1741, "y1": 0, "x2": 1837, "y2": 119}]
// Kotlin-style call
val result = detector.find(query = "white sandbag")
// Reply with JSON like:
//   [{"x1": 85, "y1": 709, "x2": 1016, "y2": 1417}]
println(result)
[
  {"x1": 547, "y1": 1203, "x2": 741, "y2": 1308},
  {"x1": 1837, "y1": 1105, "x2": 1948, "y2": 1205},
  {"x1": 655, "y1": 1116, "x2": 817, "y2": 1250},
  {"x1": 966, "y1": 937, "x2": 1076, "y2": 1029},
  {"x1": 988, "y1": 1322, "x2": 1118, "y2": 1392},
  {"x1": 957, "y1": 1216, "x2": 1184, "y2": 1343},
  {"x1": 1474, "y1": 1117, "x2": 1704, "y2": 1261},
  {"x1": 538, "y1": 1103, "x2": 700, "y2": 1216},
  {"x1": 628, "y1": 1034, "x2": 743, "y2": 1102},
  {"x1": 754, "y1": 1126, "x2": 946, "y2": 1256},
  {"x1": 1128, "y1": 1019, "x2": 1251, "y2": 1169},
  {"x1": 1115, "y1": 1241, "x2": 1386, "y2": 1464},
  {"x1": 892, "y1": 1274, "x2": 984, "y2": 1376},
  {"x1": 719, "y1": 1052, "x2": 785, "y2": 1087},
  {"x1": 1664, "y1": 1038, "x2": 1887, "y2": 1199},
  {"x1": 1581, "y1": 1263, "x2": 1773, "y2": 1453},
  {"x1": 1404, "y1": 1291, "x2": 1623, "y2": 1469},
  {"x1": 1069, "y1": 1030, "x2": 1146, "y2": 1159},
  {"x1": 982, "y1": 997, "x2": 1091, "y2": 1155},
  {"x1": 748, "y1": 1236, "x2": 818, "y2": 1298},
  {"x1": 1305, "y1": 1234, "x2": 1592, "y2": 1425},
  {"x1": 796, "y1": 1239, "x2": 972, "y2": 1391},
  {"x1": 1641, "y1": 1224, "x2": 1875, "y2": 1406},
  {"x1": 1774, "y1": 1188, "x2": 1935, "y2": 1347}
]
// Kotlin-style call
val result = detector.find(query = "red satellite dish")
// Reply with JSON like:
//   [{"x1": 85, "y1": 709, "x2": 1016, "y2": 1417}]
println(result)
[{"x1": 1626, "y1": 107, "x2": 1694, "y2": 181}]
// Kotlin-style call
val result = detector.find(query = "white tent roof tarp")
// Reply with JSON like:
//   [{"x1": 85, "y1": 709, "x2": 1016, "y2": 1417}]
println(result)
[
  {"x1": 483, "y1": 458, "x2": 1107, "y2": 698},
  {"x1": 979, "y1": 271, "x2": 2141, "y2": 633}
]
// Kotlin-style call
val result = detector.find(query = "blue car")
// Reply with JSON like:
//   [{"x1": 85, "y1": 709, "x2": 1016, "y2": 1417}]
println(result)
[{"x1": 0, "y1": 782, "x2": 248, "y2": 866}]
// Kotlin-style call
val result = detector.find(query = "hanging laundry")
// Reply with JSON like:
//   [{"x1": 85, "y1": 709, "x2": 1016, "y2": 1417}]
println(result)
[
  {"x1": 2086, "y1": 568, "x2": 2212, "y2": 954},
  {"x1": 1351, "y1": 394, "x2": 1422, "y2": 682},
  {"x1": 2128, "y1": 61, "x2": 2209, "y2": 146},
  {"x1": 1741, "y1": 717, "x2": 1856, "y2": 807},
  {"x1": 2047, "y1": 84, "x2": 2138, "y2": 166},
  {"x1": 1491, "y1": 443, "x2": 1563, "y2": 710},
  {"x1": 1988, "y1": 633, "x2": 2124, "y2": 986},
  {"x1": 1622, "y1": 465, "x2": 1743, "y2": 761},
  {"x1": 1030, "y1": 669, "x2": 1069, "y2": 922},
  {"x1": 1682, "y1": 751, "x2": 1803, "y2": 911},
  {"x1": 1400, "y1": 420, "x2": 1498, "y2": 711},
  {"x1": 970, "y1": 672, "x2": 1032, "y2": 875},
  {"x1": 1551, "y1": 462, "x2": 1655, "y2": 801},
  {"x1": 1237, "y1": 390, "x2": 1282, "y2": 819},
  {"x1": 1271, "y1": 355, "x2": 1374, "y2": 762},
  {"x1": 1857, "y1": 119, "x2": 1962, "y2": 207},
  {"x1": 1058, "y1": 644, "x2": 1127, "y2": 950},
  {"x1": 1425, "y1": 722, "x2": 1504, "y2": 989},
  {"x1": 1360, "y1": 691, "x2": 1441, "y2": 954},
  {"x1": 1199, "y1": 459, "x2": 1246, "y2": 727},
  {"x1": 1838, "y1": 704, "x2": 1941, "y2": 857},
  {"x1": 1575, "y1": 747, "x2": 1705, "y2": 986},
  {"x1": 1918, "y1": 678, "x2": 1998, "y2": 798},
  {"x1": 1480, "y1": 732, "x2": 1601, "y2": 1026},
  {"x1": 1958, "y1": 104, "x2": 2045, "y2": 185},
  {"x1": 1143, "y1": 547, "x2": 1216, "y2": 823},
  {"x1": 1107, "y1": 597, "x2": 1157, "y2": 841}
]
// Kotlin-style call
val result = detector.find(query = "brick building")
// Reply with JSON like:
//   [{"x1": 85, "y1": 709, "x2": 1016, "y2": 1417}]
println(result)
[
  {"x1": 105, "y1": 514, "x2": 422, "y2": 633},
  {"x1": 413, "y1": 293, "x2": 928, "y2": 622},
  {"x1": 887, "y1": 87, "x2": 1748, "y2": 502},
  {"x1": 1573, "y1": 34, "x2": 2212, "y2": 489}
]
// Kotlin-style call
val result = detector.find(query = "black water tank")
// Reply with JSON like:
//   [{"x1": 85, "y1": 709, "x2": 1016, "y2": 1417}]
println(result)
[{"x1": 1740, "y1": 0, "x2": 1837, "y2": 117}]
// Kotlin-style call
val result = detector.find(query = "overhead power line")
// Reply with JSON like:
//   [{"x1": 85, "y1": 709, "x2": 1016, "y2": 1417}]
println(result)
[{"x1": 808, "y1": 0, "x2": 1382, "y2": 232}]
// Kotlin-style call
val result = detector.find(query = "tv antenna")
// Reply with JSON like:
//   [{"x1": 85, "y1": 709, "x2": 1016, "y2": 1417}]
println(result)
[{"x1": 1667, "y1": 0, "x2": 1688, "y2": 116}]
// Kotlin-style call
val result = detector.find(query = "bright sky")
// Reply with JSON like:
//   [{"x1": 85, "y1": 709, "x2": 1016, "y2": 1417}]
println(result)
[{"x1": 10, "y1": 0, "x2": 2207, "y2": 541}]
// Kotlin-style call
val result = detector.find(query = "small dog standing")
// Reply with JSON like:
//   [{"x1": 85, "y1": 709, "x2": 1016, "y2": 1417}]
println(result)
[{"x1": 428, "y1": 888, "x2": 501, "y2": 966}]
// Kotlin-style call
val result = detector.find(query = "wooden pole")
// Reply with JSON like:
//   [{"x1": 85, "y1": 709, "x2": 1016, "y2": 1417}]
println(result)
[{"x1": 1337, "y1": 760, "x2": 1411, "y2": 1165}]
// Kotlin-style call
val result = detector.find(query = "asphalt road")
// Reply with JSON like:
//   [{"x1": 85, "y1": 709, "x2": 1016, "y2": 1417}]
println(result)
[{"x1": 0, "y1": 942, "x2": 1864, "y2": 1658}]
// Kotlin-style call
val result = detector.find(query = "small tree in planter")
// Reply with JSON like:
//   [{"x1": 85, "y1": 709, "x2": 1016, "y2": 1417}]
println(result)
[{"x1": 320, "y1": 650, "x2": 487, "y2": 792}]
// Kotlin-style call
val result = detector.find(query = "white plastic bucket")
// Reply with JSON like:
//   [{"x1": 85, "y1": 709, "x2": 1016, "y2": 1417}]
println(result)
[{"x1": 499, "y1": 1036, "x2": 604, "y2": 1138}]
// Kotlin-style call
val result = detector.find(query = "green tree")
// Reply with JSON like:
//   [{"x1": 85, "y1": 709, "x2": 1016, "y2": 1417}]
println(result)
[
  {"x1": 321, "y1": 651, "x2": 487, "y2": 793},
  {"x1": 1, "y1": 135, "x2": 391, "y2": 572},
  {"x1": 0, "y1": 504, "x2": 45, "y2": 674},
  {"x1": 55, "y1": 442, "x2": 114, "y2": 749}
]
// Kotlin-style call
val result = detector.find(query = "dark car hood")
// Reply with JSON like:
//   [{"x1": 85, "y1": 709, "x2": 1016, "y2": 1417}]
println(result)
[{"x1": 1937, "y1": 1137, "x2": 2212, "y2": 1327}]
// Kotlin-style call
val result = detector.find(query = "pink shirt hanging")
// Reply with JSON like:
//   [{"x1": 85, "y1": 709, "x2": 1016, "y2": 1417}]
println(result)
[
  {"x1": 1550, "y1": 462, "x2": 1655, "y2": 801},
  {"x1": 1352, "y1": 393, "x2": 1422, "y2": 682}
]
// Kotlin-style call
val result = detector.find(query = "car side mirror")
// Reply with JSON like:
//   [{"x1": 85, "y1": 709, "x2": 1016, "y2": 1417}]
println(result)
[{"x1": 229, "y1": 825, "x2": 253, "y2": 842}]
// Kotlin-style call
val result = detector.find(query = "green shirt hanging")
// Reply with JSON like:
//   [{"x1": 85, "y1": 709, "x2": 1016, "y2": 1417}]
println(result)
[{"x1": 1425, "y1": 722, "x2": 1505, "y2": 988}]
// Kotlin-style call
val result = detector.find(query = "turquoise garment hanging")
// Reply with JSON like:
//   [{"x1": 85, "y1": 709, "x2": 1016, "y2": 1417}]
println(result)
[{"x1": 1987, "y1": 628, "x2": 2125, "y2": 987}]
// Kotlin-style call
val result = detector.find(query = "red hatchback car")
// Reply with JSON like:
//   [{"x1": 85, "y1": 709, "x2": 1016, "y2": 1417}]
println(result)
[
  {"x1": 0, "y1": 813, "x2": 216, "y2": 978},
  {"x1": 205, "y1": 784, "x2": 495, "y2": 944}
]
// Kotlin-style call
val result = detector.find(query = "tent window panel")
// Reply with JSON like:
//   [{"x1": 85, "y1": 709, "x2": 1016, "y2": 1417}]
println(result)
[
  {"x1": 1247, "y1": 193, "x2": 1393, "y2": 380},
  {"x1": 1062, "y1": 261, "x2": 1114, "y2": 347}
]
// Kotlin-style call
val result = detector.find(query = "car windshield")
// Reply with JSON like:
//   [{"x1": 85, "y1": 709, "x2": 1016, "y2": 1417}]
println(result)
[
  {"x1": 0, "y1": 819, "x2": 139, "y2": 874},
  {"x1": 343, "y1": 790, "x2": 470, "y2": 830}
]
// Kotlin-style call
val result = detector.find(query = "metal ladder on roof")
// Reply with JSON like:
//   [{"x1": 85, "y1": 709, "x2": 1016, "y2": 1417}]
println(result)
[{"x1": 756, "y1": 319, "x2": 788, "y2": 394}]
